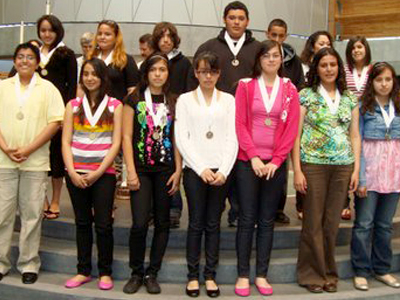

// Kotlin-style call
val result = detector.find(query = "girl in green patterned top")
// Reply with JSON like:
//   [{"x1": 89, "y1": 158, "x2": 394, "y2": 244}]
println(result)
[{"x1": 292, "y1": 47, "x2": 361, "y2": 293}]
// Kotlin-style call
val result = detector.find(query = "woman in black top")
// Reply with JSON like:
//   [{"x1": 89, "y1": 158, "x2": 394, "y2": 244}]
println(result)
[{"x1": 37, "y1": 14, "x2": 77, "y2": 219}]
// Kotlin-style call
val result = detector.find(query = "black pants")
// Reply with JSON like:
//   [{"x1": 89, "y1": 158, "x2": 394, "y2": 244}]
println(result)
[
  {"x1": 66, "y1": 173, "x2": 116, "y2": 277},
  {"x1": 183, "y1": 168, "x2": 229, "y2": 280},
  {"x1": 277, "y1": 163, "x2": 289, "y2": 212},
  {"x1": 236, "y1": 160, "x2": 286, "y2": 278},
  {"x1": 129, "y1": 170, "x2": 172, "y2": 277}
]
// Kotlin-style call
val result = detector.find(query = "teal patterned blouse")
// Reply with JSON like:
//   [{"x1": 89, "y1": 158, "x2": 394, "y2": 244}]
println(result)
[{"x1": 299, "y1": 87, "x2": 358, "y2": 165}]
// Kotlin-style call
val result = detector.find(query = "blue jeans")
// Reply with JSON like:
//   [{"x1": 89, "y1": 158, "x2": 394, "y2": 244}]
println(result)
[
  {"x1": 235, "y1": 160, "x2": 285, "y2": 277},
  {"x1": 351, "y1": 191, "x2": 399, "y2": 277}
]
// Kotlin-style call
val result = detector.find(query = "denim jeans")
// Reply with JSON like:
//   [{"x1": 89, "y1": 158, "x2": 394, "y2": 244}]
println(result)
[
  {"x1": 183, "y1": 168, "x2": 229, "y2": 280},
  {"x1": 235, "y1": 160, "x2": 286, "y2": 278},
  {"x1": 129, "y1": 170, "x2": 172, "y2": 277},
  {"x1": 66, "y1": 173, "x2": 116, "y2": 277},
  {"x1": 351, "y1": 191, "x2": 399, "y2": 277}
]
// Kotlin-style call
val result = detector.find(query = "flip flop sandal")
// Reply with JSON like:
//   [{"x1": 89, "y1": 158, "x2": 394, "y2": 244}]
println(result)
[{"x1": 46, "y1": 210, "x2": 60, "y2": 220}]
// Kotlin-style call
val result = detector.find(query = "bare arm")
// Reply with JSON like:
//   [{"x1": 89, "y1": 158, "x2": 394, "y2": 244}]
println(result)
[
  {"x1": 291, "y1": 106, "x2": 307, "y2": 193},
  {"x1": 122, "y1": 104, "x2": 140, "y2": 190},
  {"x1": 349, "y1": 106, "x2": 361, "y2": 193}
]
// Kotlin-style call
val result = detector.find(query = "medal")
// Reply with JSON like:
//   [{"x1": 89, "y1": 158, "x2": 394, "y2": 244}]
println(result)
[
  {"x1": 152, "y1": 131, "x2": 161, "y2": 140},
  {"x1": 41, "y1": 68, "x2": 48, "y2": 76},
  {"x1": 206, "y1": 131, "x2": 214, "y2": 139},
  {"x1": 16, "y1": 111, "x2": 24, "y2": 120},
  {"x1": 89, "y1": 132, "x2": 97, "y2": 140},
  {"x1": 264, "y1": 118, "x2": 271, "y2": 126},
  {"x1": 386, "y1": 133, "x2": 391, "y2": 140},
  {"x1": 231, "y1": 59, "x2": 240, "y2": 67}
]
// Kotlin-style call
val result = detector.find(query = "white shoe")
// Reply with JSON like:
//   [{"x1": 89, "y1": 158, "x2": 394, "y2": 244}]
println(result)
[
  {"x1": 375, "y1": 274, "x2": 400, "y2": 288},
  {"x1": 353, "y1": 277, "x2": 368, "y2": 291}
]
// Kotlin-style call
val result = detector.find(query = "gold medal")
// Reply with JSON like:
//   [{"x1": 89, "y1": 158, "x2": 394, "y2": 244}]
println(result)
[
  {"x1": 16, "y1": 111, "x2": 24, "y2": 120},
  {"x1": 89, "y1": 132, "x2": 97, "y2": 140},
  {"x1": 41, "y1": 68, "x2": 48, "y2": 76},
  {"x1": 152, "y1": 131, "x2": 161, "y2": 140},
  {"x1": 206, "y1": 131, "x2": 214, "y2": 139},
  {"x1": 264, "y1": 118, "x2": 271, "y2": 126},
  {"x1": 232, "y1": 59, "x2": 240, "y2": 67}
]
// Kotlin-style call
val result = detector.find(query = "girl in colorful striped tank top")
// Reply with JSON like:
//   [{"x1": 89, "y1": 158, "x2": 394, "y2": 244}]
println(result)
[{"x1": 62, "y1": 58, "x2": 122, "y2": 290}]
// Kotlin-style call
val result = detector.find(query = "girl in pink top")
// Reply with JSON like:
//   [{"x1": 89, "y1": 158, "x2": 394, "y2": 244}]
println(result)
[{"x1": 234, "y1": 40, "x2": 300, "y2": 297}]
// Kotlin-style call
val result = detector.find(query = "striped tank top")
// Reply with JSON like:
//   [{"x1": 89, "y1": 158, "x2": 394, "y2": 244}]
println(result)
[{"x1": 70, "y1": 96, "x2": 121, "y2": 174}]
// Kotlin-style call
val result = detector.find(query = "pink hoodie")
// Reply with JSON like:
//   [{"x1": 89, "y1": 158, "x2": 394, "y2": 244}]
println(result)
[{"x1": 235, "y1": 77, "x2": 300, "y2": 168}]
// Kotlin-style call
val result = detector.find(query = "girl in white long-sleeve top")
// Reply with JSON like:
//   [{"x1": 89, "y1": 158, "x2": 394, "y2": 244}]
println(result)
[{"x1": 175, "y1": 51, "x2": 238, "y2": 298}]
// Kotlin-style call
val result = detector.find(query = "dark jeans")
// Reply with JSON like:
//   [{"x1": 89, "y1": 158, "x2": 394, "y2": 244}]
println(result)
[
  {"x1": 227, "y1": 166, "x2": 239, "y2": 224},
  {"x1": 129, "y1": 170, "x2": 172, "y2": 277},
  {"x1": 236, "y1": 160, "x2": 286, "y2": 278},
  {"x1": 183, "y1": 168, "x2": 229, "y2": 280},
  {"x1": 351, "y1": 191, "x2": 399, "y2": 277},
  {"x1": 66, "y1": 173, "x2": 116, "y2": 277}
]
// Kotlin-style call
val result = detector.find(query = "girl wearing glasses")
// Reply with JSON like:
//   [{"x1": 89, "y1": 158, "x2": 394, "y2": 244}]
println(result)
[{"x1": 175, "y1": 51, "x2": 238, "y2": 298}]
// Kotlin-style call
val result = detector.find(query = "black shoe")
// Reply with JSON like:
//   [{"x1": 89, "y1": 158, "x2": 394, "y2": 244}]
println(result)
[
  {"x1": 275, "y1": 212, "x2": 290, "y2": 224},
  {"x1": 0, "y1": 273, "x2": 3, "y2": 282},
  {"x1": 186, "y1": 287, "x2": 200, "y2": 297},
  {"x1": 22, "y1": 272, "x2": 38, "y2": 284},
  {"x1": 144, "y1": 275, "x2": 161, "y2": 294},
  {"x1": 228, "y1": 219, "x2": 237, "y2": 228},
  {"x1": 123, "y1": 275, "x2": 143, "y2": 294},
  {"x1": 205, "y1": 282, "x2": 220, "y2": 298}
]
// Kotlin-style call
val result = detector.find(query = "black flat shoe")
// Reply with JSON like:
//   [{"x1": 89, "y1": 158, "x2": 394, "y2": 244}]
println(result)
[
  {"x1": 205, "y1": 280, "x2": 220, "y2": 298},
  {"x1": 206, "y1": 287, "x2": 220, "y2": 298},
  {"x1": 22, "y1": 272, "x2": 38, "y2": 284},
  {"x1": 123, "y1": 275, "x2": 142, "y2": 294},
  {"x1": 186, "y1": 286, "x2": 200, "y2": 297}
]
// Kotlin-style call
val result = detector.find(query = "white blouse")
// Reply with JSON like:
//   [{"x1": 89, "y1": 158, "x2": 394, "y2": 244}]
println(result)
[{"x1": 175, "y1": 87, "x2": 238, "y2": 178}]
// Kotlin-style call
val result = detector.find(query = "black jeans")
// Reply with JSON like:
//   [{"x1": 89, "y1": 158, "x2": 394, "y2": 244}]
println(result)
[
  {"x1": 129, "y1": 170, "x2": 172, "y2": 277},
  {"x1": 183, "y1": 168, "x2": 229, "y2": 280},
  {"x1": 66, "y1": 173, "x2": 116, "y2": 277},
  {"x1": 235, "y1": 160, "x2": 286, "y2": 278}
]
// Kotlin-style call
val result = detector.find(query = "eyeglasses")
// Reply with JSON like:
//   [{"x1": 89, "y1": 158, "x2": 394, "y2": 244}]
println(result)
[
  {"x1": 196, "y1": 69, "x2": 220, "y2": 76},
  {"x1": 16, "y1": 54, "x2": 36, "y2": 61}
]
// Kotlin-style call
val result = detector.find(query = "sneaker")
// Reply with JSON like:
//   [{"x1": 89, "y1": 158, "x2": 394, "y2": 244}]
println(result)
[
  {"x1": 123, "y1": 275, "x2": 143, "y2": 294},
  {"x1": 144, "y1": 275, "x2": 161, "y2": 294}
]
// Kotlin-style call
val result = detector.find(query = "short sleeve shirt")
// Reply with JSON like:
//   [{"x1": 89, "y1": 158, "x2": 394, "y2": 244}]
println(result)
[
  {"x1": 299, "y1": 87, "x2": 358, "y2": 165},
  {"x1": 125, "y1": 93, "x2": 174, "y2": 173},
  {"x1": 0, "y1": 74, "x2": 65, "y2": 170}
]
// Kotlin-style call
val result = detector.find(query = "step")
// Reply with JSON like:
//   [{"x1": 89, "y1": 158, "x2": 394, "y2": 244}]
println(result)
[
  {"x1": 9, "y1": 234, "x2": 400, "y2": 284},
  {"x1": 15, "y1": 216, "x2": 400, "y2": 250},
  {"x1": 1, "y1": 270, "x2": 400, "y2": 300}
]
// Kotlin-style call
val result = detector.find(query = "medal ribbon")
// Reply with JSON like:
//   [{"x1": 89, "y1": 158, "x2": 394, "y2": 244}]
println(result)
[
  {"x1": 144, "y1": 88, "x2": 168, "y2": 128},
  {"x1": 196, "y1": 87, "x2": 218, "y2": 133},
  {"x1": 318, "y1": 85, "x2": 341, "y2": 115},
  {"x1": 40, "y1": 41, "x2": 65, "y2": 68},
  {"x1": 83, "y1": 95, "x2": 109, "y2": 127},
  {"x1": 15, "y1": 73, "x2": 37, "y2": 109},
  {"x1": 376, "y1": 98, "x2": 395, "y2": 129},
  {"x1": 352, "y1": 66, "x2": 369, "y2": 92},
  {"x1": 258, "y1": 75, "x2": 280, "y2": 114},
  {"x1": 224, "y1": 31, "x2": 245, "y2": 59}
]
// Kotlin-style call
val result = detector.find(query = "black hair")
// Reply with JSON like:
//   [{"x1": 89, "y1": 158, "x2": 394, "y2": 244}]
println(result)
[
  {"x1": 345, "y1": 36, "x2": 372, "y2": 71},
  {"x1": 252, "y1": 40, "x2": 283, "y2": 78},
  {"x1": 267, "y1": 18, "x2": 287, "y2": 33},
  {"x1": 77, "y1": 58, "x2": 112, "y2": 125},
  {"x1": 193, "y1": 51, "x2": 220, "y2": 71},
  {"x1": 223, "y1": 1, "x2": 249, "y2": 19},
  {"x1": 36, "y1": 15, "x2": 64, "y2": 51},
  {"x1": 133, "y1": 52, "x2": 176, "y2": 116},
  {"x1": 13, "y1": 42, "x2": 41, "y2": 64},
  {"x1": 306, "y1": 47, "x2": 347, "y2": 95},
  {"x1": 300, "y1": 30, "x2": 333, "y2": 66}
]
